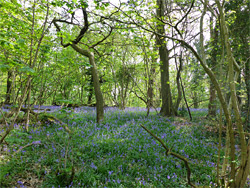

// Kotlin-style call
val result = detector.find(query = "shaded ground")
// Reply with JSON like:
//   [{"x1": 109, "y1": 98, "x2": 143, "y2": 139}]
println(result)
[{"x1": 0, "y1": 107, "x2": 249, "y2": 187}]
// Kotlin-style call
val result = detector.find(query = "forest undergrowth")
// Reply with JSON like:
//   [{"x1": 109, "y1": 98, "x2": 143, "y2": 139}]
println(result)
[{"x1": 0, "y1": 107, "x2": 249, "y2": 187}]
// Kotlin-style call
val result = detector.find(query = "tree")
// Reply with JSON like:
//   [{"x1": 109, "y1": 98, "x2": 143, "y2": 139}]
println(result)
[
  {"x1": 108, "y1": 0, "x2": 250, "y2": 186},
  {"x1": 0, "y1": 0, "x2": 50, "y2": 141},
  {"x1": 156, "y1": 0, "x2": 173, "y2": 116},
  {"x1": 225, "y1": 0, "x2": 250, "y2": 126},
  {"x1": 207, "y1": 15, "x2": 219, "y2": 117},
  {"x1": 52, "y1": 2, "x2": 111, "y2": 123}
]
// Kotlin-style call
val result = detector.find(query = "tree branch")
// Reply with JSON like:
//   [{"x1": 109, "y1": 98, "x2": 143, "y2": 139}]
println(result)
[{"x1": 140, "y1": 124, "x2": 196, "y2": 187}]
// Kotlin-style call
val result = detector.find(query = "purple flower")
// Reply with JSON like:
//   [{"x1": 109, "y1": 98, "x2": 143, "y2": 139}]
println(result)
[
  {"x1": 32, "y1": 141, "x2": 41, "y2": 144},
  {"x1": 108, "y1": 171, "x2": 113, "y2": 175},
  {"x1": 90, "y1": 162, "x2": 97, "y2": 170},
  {"x1": 17, "y1": 181, "x2": 23, "y2": 184}
]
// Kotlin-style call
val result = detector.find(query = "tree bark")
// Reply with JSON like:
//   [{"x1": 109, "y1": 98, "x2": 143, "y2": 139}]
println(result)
[
  {"x1": 208, "y1": 16, "x2": 218, "y2": 117},
  {"x1": 245, "y1": 58, "x2": 250, "y2": 123},
  {"x1": 87, "y1": 75, "x2": 94, "y2": 105},
  {"x1": 173, "y1": 54, "x2": 183, "y2": 115},
  {"x1": 208, "y1": 83, "x2": 216, "y2": 116},
  {"x1": 156, "y1": 0, "x2": 173, "y2": 116},
  {"x1": 5, "y1": 70, "x2": 12, "y2": 104},
  {"x1": 71, "y1": 44, "x2": 104, "y2": 123}
]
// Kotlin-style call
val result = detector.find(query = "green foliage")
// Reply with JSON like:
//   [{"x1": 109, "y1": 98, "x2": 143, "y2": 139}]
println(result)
[{"x1": 178, "y1": 107, "x2": 188, "y2": 117}]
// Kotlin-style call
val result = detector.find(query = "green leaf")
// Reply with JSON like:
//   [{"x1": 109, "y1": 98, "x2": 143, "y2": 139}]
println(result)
[
  {"x1": 0, "y1": 64, "x2": 10, "y2": 71},
  {"x1": 19, "y1": 66, "x2": 36, "y2": 75},
  {"x1": 17, "y1": 38, "x2": 25, "y2": 47}
]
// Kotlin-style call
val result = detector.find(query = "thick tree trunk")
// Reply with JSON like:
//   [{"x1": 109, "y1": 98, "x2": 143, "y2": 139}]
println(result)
[
  {"x1": 156, "y1": 0, "x2": 172, "y2": 116},
  {"x1": 71, "y1": 44, "x2": 104, "y2": 123}
]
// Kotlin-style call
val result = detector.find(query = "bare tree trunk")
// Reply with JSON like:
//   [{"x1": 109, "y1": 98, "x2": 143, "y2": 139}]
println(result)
[
  {"x1": 208, "y1": 16, "x2": 218, "y2": 117},
  {"x1": 244, "y1": 52, "x2": 250, "y2": 127},
  {"x1": 71, "y1": 44, "x2": 104, "y2": 123},
  {"x1": 87, "y1": 75, "x2": 94, "y2": 105},
  {"x1": 173, "y1": 54, "x2": 183, "y2": 115},
  {"x1": 208, "y1": 83, "x2": 216, "y2": 116},
  {"x1": 5, "y1": 70, "x2": 12, "y2": 104},
  {"x1": 156, "y1": 0, "x2": 172, "y2": 117},
  {"x1": 147, "y1": 68, "x2": 155, "y2": 116},
  {"x1": 193, "y1": 92, "x2": 199, "y2": 109}
]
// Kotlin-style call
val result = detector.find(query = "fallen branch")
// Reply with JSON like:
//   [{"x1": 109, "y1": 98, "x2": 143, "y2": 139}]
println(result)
[
  {"x1": 140, "y1": 124, "x2": 196, "y2": 188},
  {"x1": 40, "y1": 114, "x2": 72, "y2": 134},
  {"x1": 14, "y1": 141, "x2": 42, "y2": 155}
]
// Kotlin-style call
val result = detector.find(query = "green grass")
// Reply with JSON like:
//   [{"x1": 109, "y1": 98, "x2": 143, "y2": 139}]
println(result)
[{"x1": 0, "y1": 108, "x2": 224, "y2": 187}]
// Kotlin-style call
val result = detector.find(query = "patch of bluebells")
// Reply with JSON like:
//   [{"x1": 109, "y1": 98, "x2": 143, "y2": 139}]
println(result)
[{"x1": 1, "y1": 107, "x2": 245, "y2": 187}]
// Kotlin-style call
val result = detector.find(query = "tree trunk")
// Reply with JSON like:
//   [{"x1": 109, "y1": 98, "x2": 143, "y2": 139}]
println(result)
[
  {"x1": 245, "y1": 58, "x2": 250, "y2": 126},
  {"x1": 147, "y1": 74, "x2": 154, "y2": 115},
  {"x1": 208, "y1": 83, "x2": 216, "y2": 116},
  {"x1": 173, "y1": 54, "x2": 183, "y2": 115},
  {"x1": 208, "y1": 16, "x2": 218, "y2": 117},
  {"x1": 156, "y1": 0, "x2": 172, "y2": 116},
  {"x1": 216, "y1": 1, "x2": 249, "y2": 186},
  {"x1": 87, "y1": 75, "x2": 94, "y2": 105},
  {"x1": 147, "y1": 38, "x2": 157, "y2": 115},
  {"x1": 5, "y1": 70, "x2": 12, "y2": 104},
  {"x1": 193, "y1": 92, "x2": 199, "y2": 109},
  {"x1": 71, "y1": 44, "x2": 104, "y2": 123}
]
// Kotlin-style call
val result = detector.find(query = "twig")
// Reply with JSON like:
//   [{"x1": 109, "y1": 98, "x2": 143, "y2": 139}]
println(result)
[
  {"x1": 14, "y1": 141, "x2": 42, "y2": 155},
  {"x1": 140, "y1": 124, "x2": 169, "y2": 151}
]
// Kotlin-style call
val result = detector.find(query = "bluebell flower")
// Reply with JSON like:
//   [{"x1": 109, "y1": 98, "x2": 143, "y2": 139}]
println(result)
[
  {"x1": 32, "y1": 141, "x2": 41, "y2": 144},
  {"x1": 90, "y1": 162, "x2": 97, "y2": 170},
  {"x1": 108, "y1": 171, "x2": 113, "y2": 175}
]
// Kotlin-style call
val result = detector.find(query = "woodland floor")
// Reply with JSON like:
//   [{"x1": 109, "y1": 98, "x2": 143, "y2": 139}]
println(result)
[{"x1": 0, "y1": 106, "x2": 249, "y2": 187}]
